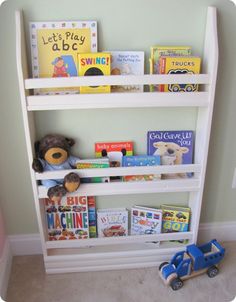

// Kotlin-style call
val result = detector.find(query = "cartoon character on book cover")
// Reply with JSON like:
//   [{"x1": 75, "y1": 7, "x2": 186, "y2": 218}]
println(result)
[
  {"x1": 147, "y1": 130, "x2": 194, "y2": 178},
  {"x1": 45, "y1": 195, "x2": 89, "y2": 240},
  {"x1": 30, "y1": 21, "x2": 97, "y2": 94}
]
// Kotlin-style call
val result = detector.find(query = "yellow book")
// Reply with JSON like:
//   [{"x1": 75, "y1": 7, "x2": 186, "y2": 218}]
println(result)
[
  {"x1": 149, "y1": 46, "x2": 191, "y2": 92},
  {"x1": 78, "y1": 53, "x2": 111, "y2": 94},
  {"x1": 159, "y1": 56, "x2": 201, "y2": 92},
  {"x1": 30, "y1": 21, "x2": 97, "y2": 95}
]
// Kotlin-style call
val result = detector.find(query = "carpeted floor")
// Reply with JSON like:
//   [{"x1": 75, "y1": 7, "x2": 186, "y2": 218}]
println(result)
[{"x1": 6, "y1": 241, "x2": 236, "y2": 302}]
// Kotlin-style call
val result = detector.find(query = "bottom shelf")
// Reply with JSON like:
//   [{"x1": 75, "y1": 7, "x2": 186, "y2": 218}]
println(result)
[{"x1": 44, "y1": 238, "x2": 193, "y2": 274}]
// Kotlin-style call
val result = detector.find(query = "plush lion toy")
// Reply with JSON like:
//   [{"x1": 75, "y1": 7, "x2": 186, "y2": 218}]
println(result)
[{"x1": 32, "y1": 134, "x2": 80, "y2": 201}]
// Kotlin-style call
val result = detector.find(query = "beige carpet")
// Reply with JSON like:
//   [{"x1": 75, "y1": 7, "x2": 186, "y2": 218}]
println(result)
[{"x1": 6, "y1": 241, "x2": 236, "y2": 302}]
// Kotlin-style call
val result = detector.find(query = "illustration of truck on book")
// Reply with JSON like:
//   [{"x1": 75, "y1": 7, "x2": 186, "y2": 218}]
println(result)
[
  {"x1": 159, "y1": 239, "x2": 225, "y2": 290},
  {"x1": 167, "y1": 69, "x2": 198, "y2": 92}
]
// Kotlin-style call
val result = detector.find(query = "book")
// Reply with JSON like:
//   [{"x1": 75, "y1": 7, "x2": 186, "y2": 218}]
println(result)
[
  {"x1": 131, "y1": 206, "x2": 162, "y2": 235},
  {"x1": 97, "y1": 208, "x2": 128, "y2": 237},
  {"x1": 78, "y1": 52, "x2": 111, "y2": 94},
  {"x1": 149, "y1": 46, "x2": 191, "y2": 92},
  {"x1": 159, "y1": 56, "x2": 201, "y2": 92},
  {"x1": 122, "y1": 155, "x2": 161, "y2": 182},
  {"x1": 161, "y1": 204, "x2": 191, "y2": 243},
  {"x1": 30, "y1": 20, "x2": 97, "y2": 95},
  {"x1": 95, "y1": 141, "x2": 134, "y2": 167},
  {"x1": 44, "y1": 195, "x2": 89, "y2": 240},
  {"x1": 76, "y1": 158, "x2": 110, "y2": 183},
  {"x1": 88, "y1": 196, "x2": 97, "y2": 238},
  {"x1": 107, "y1": 51, "x2": 145, "y2": 92},
  {"x1": 147, "y1": 130, "x2": 194, "y2": 178}
]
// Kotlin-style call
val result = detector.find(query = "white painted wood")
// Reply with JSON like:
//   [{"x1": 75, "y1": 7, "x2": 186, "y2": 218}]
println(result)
[
  {"x1": 25, "y1": 73, "x2": 210, "y2": 89},
  {"x1": 15, "y1": 7, "x2": 218, "y2": 273},
  {"x1": 38, "y1": 178, "x2": 200, "y2": 198},
  {"x1": 35, "y1": 164, "x2": 201, "y2": 180},
  {"x1": 27, "y1": 91, "x2": 209, "y2": 111}
]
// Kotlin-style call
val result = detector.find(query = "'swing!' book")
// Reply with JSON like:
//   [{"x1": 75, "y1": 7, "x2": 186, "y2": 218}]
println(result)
[
  {"x1": 147, "y1": 130, "x2": 194, "y2": 179},
  {"x1": 158, "y1": 56, "x2": 201, "y2": 92},
  {"x1": 45, "y1": 195, "x2": 89, "y2": 240},
  {"x1": 78, "y1": 52, "x2": 111, "y2": 94},
  {"x1": 30, "y1": 21, "x2": 97, "y2": 95}
]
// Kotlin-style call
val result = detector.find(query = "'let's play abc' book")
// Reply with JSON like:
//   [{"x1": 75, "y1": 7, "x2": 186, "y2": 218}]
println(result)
[{"x1": 30, "y1": 20, "x2": 97, "y2": 95}]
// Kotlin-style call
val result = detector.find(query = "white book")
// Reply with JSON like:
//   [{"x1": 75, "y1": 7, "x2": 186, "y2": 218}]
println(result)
[
  {"x1": 97, "y1": 208, "x2": 128, "y2": 237},
  {"x1": 105, "y1": 51, "x2": 145, "y2": 92},
  {"x1": 131, "y1": 205, "x2": 162, "y2": 235}
]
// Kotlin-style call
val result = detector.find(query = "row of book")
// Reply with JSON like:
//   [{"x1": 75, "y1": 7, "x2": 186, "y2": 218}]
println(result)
[
  {"x1": 45, "y1": 194, "x2": 191, "y2": 241},
  {"x1": 76, "y1": 130, "x2": 194, "y2": 182},
  {"x1": 30, "y1": 20, "x2": 201, "y2": 95}
]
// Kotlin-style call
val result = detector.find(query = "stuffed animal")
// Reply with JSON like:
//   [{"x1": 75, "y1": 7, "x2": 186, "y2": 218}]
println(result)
[{"x1": 32, "y1": 134, "x2": 80, "y2": 201}]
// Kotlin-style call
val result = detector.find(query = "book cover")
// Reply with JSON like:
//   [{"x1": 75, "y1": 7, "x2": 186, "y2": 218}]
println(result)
[
  {"x1": 122, "y1": 155, "x2": 161, "y2": 182},
  {"x1": 95, "y1": 141, "x2": 134, "y2": 167},
  {"x1": 108, "y1": 51, "x2": 145, "y2": 92},
  {"x1": 30, "y1": 21, "x2": 97, "y2": 95},
  {"x1": 88, "y1": 196, "x2": 97, "y2": 238},
  {"x1": 97, "y1": 208, "x2": 128, "y2": 237},
  {"x1": 147, "y1": 130, "x2": 194, "y2": 178},
  {"x1": 161, "y1": 204, "x2": 191, "y2": 243},
  {"x1": 131, "y1": 206, "x2": 162, "y2": 235},
  {"x1": 78, "y1": 52, "x2": 111, "y2": 94},
  {"x1": 159, "y1": 56, "x2": 201, "y2": 92},
  {"x1": 76, "y1": 158, "x2": 110, "y2": 183},
  {"x1": 149, "y1": 46, "x2": 191, "y2": 92},
  {"x1": 45, "y1": 195, "x2": 89, "y2": 240}
]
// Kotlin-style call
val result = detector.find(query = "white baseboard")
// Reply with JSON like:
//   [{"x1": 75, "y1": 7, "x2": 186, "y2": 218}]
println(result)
[
  {"x1": 8, "y1": 234, "x2": 43, "y2": 256},
  {"x1": 198, "y1": 221, "x2": 236, "y2": 243},
  {"x1": 7, "y1": 221, "x2": 236, "y2": 256},
  {"x1": 0, "y1": 239, "x2": 12, "y2": 300}
]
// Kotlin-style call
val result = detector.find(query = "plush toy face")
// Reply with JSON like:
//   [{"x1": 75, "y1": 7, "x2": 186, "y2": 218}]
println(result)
[{"x1": 44, "y1": 147, "x2": 68, "y2": 165}]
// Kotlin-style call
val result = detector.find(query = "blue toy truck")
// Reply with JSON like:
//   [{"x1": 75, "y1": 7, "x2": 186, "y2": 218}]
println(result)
[{"x1": 159, "y1": 239, "x2": 225, "y2": 290}]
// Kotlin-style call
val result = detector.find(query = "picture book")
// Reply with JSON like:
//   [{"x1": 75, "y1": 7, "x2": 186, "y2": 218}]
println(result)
[
  {"x1": 30, "y1": 21, "x2": 97, "y2": 95},
  {"x1": 149, "y1": 46, "x2": 191, "y2": 92},
  {"x1": 122, "y1": 155, "x2": 161, "y2": 182},
  {"x1": 97, "y1": 208, "x2": 128, "y2": 237},
  {"x1": 107, "y1": 51, "x2": 145, "y2": 92},
  {"x1": 147, "y1": 130, "x2": 194, "y2": 179},
  {"x1": 95, "y1": 141, "x2": 134, "y2": 167},
  {"x1": 161, "y1": 204, "x2": 191, "y2": 243},
  {"x1": 44, "y1": 195, "x2": 89, "y2": 240},
  {"x1": 76, "y1": 158, "x2": 110, "y2": 183},
  {"x1": 131, "y1": 206, "x2": 162, "y2": 236},
  {"x1": 158, "y1": 56, "x2": 201, "y2": 92},
  {"x1": 78, "y1": 52, "x2": 111, "y2": 94},
  {"x1": 88, "y1": 196, "x2": 97, "y2": 238}
]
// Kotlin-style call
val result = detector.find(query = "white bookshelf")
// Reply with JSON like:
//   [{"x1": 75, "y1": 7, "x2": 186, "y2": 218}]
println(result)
[{"x1": 15, "y1": 7, "x2": 218, "y2": 273}]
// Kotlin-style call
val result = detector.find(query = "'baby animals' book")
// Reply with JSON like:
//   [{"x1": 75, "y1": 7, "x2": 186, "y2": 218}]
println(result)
[{"x1": 30, "y1": 20, "x2": 97, "y2": 95}]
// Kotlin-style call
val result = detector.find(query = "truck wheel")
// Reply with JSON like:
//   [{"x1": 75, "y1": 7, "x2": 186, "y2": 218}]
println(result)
[
  {"x1": 207, "y1": 265, "x2": 219, "y2": 278},
  {"x1": 170, "y1": 277, "x2": 183, "y2": 290},
  {"x1": 158, "y1": 262, "x2": 169, "y2": 271}
]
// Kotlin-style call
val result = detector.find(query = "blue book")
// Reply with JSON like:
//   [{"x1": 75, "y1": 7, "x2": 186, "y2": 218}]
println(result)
[{"x1": 147, "y1": 130, "x2": 194, "y2": 178}]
